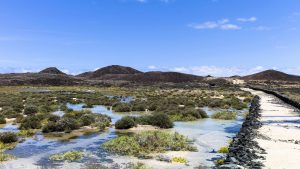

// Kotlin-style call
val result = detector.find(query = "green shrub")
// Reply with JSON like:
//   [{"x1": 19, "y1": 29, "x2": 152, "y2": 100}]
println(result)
[
  {"x1": 103, "y1": 131, "x2": 196, "y2": 156},
  {"x1": 198, "y1": 109, "x2": 209, "y2": 118},
  {"x1": 57, "y1": 117, "x2": 80, "y2": 132},
  {"x1": 0, "y1": 132, "x2": 18, "y2": 143},
  {"x1": 0, "y1": 115, "x2": 6, "y2": 124},
  {"x1": 215, "y1": 159, "x2": 225, "y2": 166},
  {"x1": 1, "y1": 107, "x2": 18, "y2": 118},
  {"x1": 113, "y1": 103, "x2": 131, "y2": 112},
  {"x1": 48, "y1": 114, "x2": 61, "y2": 122},
  {"x1": 211, "y1": 112, "x2": 237, "y2": 120},
  {"x1": 171, "y1": 157, "x2": 188, "y2": 163},
  {"x1": 24, "y1": 105, "x2": 38, "y2": 115},
  {"x1": 42, "y1": 121, "x2": 59, "y2": 133},
  {"x1": 115, "y1": 116, "x2": 136, "y2": 129},
  {"x1": 0, "y1": 153, "x2": 15, "y2": 161},
  {"x1": 50, "y1": 151, "x2": 84, "y2": 161},
  {"x1": 19, "y1": 115, "x2": 42, "y2": 129},
  {"x1": 15, "y1": 114, "x2": 24, "y2": 123},
  {"x1": 79, "y1": 114, "x2": 95, "y2": 126},
  {"x1": 218, "y1": 146, "x2": 229, "y2": 153},
  {"x1": 17, "y1": 129, "x2": 36, "y2": 137},
  {"x1": 147, "y1": 113, "x2": 173, "y2": 129}
]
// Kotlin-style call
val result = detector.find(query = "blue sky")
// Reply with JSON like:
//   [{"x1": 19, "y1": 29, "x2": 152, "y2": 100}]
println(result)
[{"x1": 0, "y1": 0, "x2": 300, "y2": 76}]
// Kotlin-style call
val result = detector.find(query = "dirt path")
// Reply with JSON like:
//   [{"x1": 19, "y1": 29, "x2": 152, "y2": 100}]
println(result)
[{"x1": 244, "y1": 88, "x2": 300, "y2": 169}]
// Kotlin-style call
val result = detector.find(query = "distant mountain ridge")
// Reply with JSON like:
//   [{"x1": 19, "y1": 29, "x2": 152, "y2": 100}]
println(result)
[
  {"x1": 77, "y1": 65, "x2": 202, "y2": 83},
  {"x1": 0, "y1": 66, "x2": 300, "y2": 86},
  {"x1": 242, "y1": 70, "x2": 300, "y2": 81}
]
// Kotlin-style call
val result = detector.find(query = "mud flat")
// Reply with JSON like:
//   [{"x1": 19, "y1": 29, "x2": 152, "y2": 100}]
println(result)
[{"x1": 242, "y1": 88, "x2": 300, "y2": 169}]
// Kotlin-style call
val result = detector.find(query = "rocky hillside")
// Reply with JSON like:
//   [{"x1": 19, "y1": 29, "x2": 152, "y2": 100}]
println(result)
[
  {"x1": 242, "y1": 70, "x2": 300, "y2": 81},
  {"x1": 0, "y1": 67, "x2": 82, "y2": 86},
  {"x1": 77, "y1": 65, "x2": 142, "y2": 78},
  {"x1": 39, "y1": 67, "x2": 66, "y2": 75}
]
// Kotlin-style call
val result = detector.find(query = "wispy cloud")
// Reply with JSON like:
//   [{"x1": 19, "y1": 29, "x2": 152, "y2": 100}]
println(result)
[
  {"x1": 189, "y1": 19, "x2": 241, "y2": 30},
  {"x1": 148, "y1": 65, "x2": 157, "y2": 70},
  {"x1": 237, "y1": 17, "x2": 257, "y2": 22}
]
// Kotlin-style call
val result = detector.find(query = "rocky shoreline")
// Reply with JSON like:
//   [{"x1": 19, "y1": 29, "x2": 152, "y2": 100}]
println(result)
[{"x1": 219, "y1": 96, "x2": 265, "y2": 169}]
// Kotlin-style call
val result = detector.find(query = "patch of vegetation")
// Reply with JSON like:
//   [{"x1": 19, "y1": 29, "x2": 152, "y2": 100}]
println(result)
[
  {"x1": 23, "y1": 105, "x2": 38, "y2": 115},
  {"x1": 49, "y1": 151, "x2": 84, "y2": 161},
  {"x1": 42, "y1": 110, "x2": 111, "y2": 133},
  {"x1": 115, "y1": 116, "x2": 136, "y2": 129},
  {"x1": 211, "y1": 111, "x2": 237, "y2": 120},
  {"x1": 17, "y1": 129, "x2": 36, "y2": 137},
  {"x1": 169, "y1": 108, "x2": 208, "y2": 121},
  {"x1": 102, "y1": 131, "x2": 197, "y2": 156},
  {"x1": 19, "y1": 115, "x2": 42, "y2": 130},
  {"x1": 115, "y1": 113, "x2": 173, "y2": 129},
  {"x1": 0, "y1": 132, "x2": 18, "y2": 143},
  {"x1": 218, "y1": 146, "x2": 229, "y2": 153},
  {"x1": 0, "y1": 153, "x2": 15, "y2": 162},
  {"x1": 0, "y1": 115, "x2": 6, "y2": 124},
  {"x1": 128, "y1": 162, "x2": 151, "y2": 169},
  {"x1": 215, "y1": 159, "x2": 225, "y2": 166},
  {"x1": 113, "y1": 103, "x2": 131, "y2": 112},
  {"x1": 171, "y1": 157, "x2": 188, "y2": 163}
]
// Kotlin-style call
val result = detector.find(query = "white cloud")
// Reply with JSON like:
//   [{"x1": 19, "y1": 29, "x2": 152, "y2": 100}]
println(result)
[
  {"x1": 148, "y1": 65, "x2": 157, "y2": 70},
  {"x1": 237, "y1": 17, "x2": 257, "y2": 22},
  {"x1": 189, "y1": 19, "x2": 241, "y2": 30},
  {"x1": 220, "y1": 24, "x2": 241, "y2": 30}
]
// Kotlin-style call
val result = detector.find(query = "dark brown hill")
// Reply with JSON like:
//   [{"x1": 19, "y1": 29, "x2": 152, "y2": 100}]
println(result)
[
  {"x1": 78, "y1": 65, "x2": 142, "y2": 78},
  {"x1": 123, "y1": 71, "x2": 203, "y2": 83},
  {"x1": 39, "y1": 67, "x2": 66, "y2": 75},
  {"x1": 242, "y1": 70, "x2": 300, "y2": 81}
]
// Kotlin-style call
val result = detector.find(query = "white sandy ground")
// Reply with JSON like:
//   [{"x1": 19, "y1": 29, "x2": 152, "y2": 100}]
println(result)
[{"x1": 243, "y1": 88, "x2": 300, "y2": 169}]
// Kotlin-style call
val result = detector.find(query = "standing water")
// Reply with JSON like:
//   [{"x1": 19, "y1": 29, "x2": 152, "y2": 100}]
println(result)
[{"x1": 2, "y1": 104, "x2": 245, "y2": 169}]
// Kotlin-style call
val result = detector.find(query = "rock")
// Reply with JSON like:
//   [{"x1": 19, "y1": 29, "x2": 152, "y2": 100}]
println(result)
[
  {"x1": 219, "y1": 164, "x2": 244, "y2": 169},
  {"x1": 156, "y1": 155, "x2": 171, "y2": 163}
]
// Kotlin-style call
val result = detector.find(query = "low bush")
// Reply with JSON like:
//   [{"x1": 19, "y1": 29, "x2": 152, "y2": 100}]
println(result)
[
  {"x1": 47, "y1": 114, "x2": 61, "y2": 123},
  {"x1": 0, "y1": 115, "x2": 6, "y2": 124},
  {"x1": 19, "y1": 115, "x2": 42, "y2": 129},
  {"x1": 113, "y1": 103, "x2": 131, "y2": 112},
  {"x1": 211, "y1": 111, "x2": 237, "y2": 120},
  {"x1": 79, "y1": 114, "x2": 95, "y2": 126},
  {"x1": 50, "y1": 151, "x2": 84, "y2": 161},
  {"x1": 102, "y1": 131, "x2": 197, "y2": 156},
  {"x1": 24, "y1": 105, "x2": 38, "y2": 115},
  {"x1": 146, "y1": 113, "x2": 173, "y2": 129},
  {"x1": 0, "y1": 132, "x2": 18, "y2": 143},
  {"x1": 115, "y1": 116, "x2": 136, "y2": 129},
  {"x1": 215, "y1": 159, "x2": 225, "y2": 166},
  {"x1": 115, "y1": 113, "x2": 173, "y2": 129},
  {"x1": 218, "y1": 146, "x2": 229, "y2": 153},
  {"x1": 171, "y1": 157, "x2": 188, "y2": 163},
  {"x1": 0, "y1": 153, "x2": 15, "y2": 162},
  {"x1": 17, "y1": 129, "x2": 36, "y2": 137}
]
